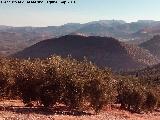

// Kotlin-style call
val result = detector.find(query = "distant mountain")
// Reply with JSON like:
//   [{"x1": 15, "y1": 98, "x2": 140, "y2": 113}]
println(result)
[
  {"x1": 72, "y1": 20, "x2": 159, "y2": 41},
  {"x1": 12, "y1": 35, "x2": 160, "y2": 71},
  {"x1": 137, "y1": 22, "x2": 160, "y2": 34},
  {"x1": 0, "y1": 32, "x2": 27, "y2": 55},
  {"x1": 140, "y1": 35, "x2": 160, "y2": 58},
  {"x1": 72, "y1": 20, "x2": 128, "y2": 38},
  {"x1": 1, "y1": 20, "x2": 160, "y2": 55},
  {"x1": 0, "y1": 23, "x2": 83, "y2": 55},
  {"x1": 130, "y1": 21, "x2": 160, "y2": 44},
  {"x1": 0, "y1": 31, "x2": 52, "y2": 55},
  {"x1": 72, "y1": 23, "x2": 117, "y2": 37}
]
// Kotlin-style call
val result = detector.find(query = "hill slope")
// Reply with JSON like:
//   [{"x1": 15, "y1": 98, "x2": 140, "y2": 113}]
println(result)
[
  {"x1": 12, "y1": 35, "x2": 160, "y2": 71},
  {"x1": 0, "y1": 24, "x2": 83, "y2": 55},
  {"x1": 140, "y1": 35, "x2": 160, "y2": 58}
]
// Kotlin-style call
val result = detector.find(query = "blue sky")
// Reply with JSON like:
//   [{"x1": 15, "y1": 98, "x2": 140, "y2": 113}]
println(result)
[{"x1": 0, "y1": 0, "x2": 160, "y2": 26}]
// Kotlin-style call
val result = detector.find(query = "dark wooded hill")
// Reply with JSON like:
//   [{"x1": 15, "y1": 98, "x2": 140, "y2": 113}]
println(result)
[{"x1": 12, "y1": 35, "x2": 160, "y2": 71}]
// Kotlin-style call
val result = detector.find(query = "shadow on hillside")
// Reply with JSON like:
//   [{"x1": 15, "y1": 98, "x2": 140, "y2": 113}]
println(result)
[{"x1": 0, "y1": 105, "x2": 93, "y2": 116}]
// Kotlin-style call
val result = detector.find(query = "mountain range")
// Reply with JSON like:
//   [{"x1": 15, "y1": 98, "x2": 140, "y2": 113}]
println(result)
[{"x1": 1, "y1": 20, "x2": 160, "y2": 55}]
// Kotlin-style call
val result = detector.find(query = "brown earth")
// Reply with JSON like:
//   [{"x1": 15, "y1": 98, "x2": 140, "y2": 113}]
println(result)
[{"x1": 0, "y1": 100, "x2": 159, "y2": 120}]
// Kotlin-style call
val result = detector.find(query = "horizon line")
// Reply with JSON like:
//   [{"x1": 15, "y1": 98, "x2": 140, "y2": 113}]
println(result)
[{"x1": 1, "y1": 19, "x2": 160, "y2": 27}]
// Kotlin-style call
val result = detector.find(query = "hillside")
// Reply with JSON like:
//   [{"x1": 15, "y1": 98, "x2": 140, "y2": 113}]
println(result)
[
  {"x1": 0, "y1": 24, "x2": 83, "y2": 55},
  {"x1": 12, "y1": 35, "x2": 160, "y2": 71},
  {"x1": 0, "y1": 32, "x2": 27, "y2": 55},
  {"x1": 72, "y1": 20, "x2": 158, "y2": 42},
  {"x1": 140, "y1": 35, "x2": 160, "y2": 58},
  {"x1": 1, "y1": 20, "x2": 160, "y2": 55},
  {"x1": 72, "y1": 20, "x2": 127, "y2": 37},
  {"x1": 127, "y1": 62, "x2": 160, "y2": 82}
]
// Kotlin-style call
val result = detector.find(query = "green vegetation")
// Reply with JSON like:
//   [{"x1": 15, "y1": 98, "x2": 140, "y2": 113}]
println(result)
[
  {"x1": 0, "y1": 56, "x2": 116, "y2": 112},
  {"x1": 0, "y1": 56, "x2": 159, "y2": 113},
  {"x1": 116, "y1": 76, "x2": 160, "y2": 113}
]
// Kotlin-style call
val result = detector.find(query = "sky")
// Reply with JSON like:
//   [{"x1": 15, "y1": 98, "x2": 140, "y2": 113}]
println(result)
[{"x1": 0, "y1": 0, "x2": 160, "y2": 26}]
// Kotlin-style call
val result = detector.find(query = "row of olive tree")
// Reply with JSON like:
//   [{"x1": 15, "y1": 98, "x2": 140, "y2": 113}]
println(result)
[
  {"x1": 0, "y1": 56, "x2": 116, "y2": 112},
  {"x1": 0, "y1": 56, "x2": 159, "y2": 113}
]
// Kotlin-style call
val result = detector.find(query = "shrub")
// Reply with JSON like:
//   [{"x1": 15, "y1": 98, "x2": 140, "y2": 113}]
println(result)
[
  {"x1": 117, "y1": 86, "x2": 146, "y2": 113},
  {"x1": 117, "y1": 76, "x2": 160, "y2": 113},
  {"x1": 83, "y1": 79, "x2": 106, "y2": 112},
  {"x1": 61, "y1": 75, "x2": 83, "y2": 109},
  {"x1": 39, "y1": 80, "x2": 61, "y2": 107},
  {"x1": 143, "y1": 91, "x2": 158, "y2": 112},
  {"x1": 0, "y1": 55, "x2": 159, "y2": 113},
  {"x1": 14, "y1": 59, "x2": 46, "y2": 104}
]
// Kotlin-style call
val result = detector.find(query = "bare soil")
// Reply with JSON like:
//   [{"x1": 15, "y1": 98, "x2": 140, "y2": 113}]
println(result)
[{"x1": 0, "y1": 100, "x2": 159, "y2": 120}]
